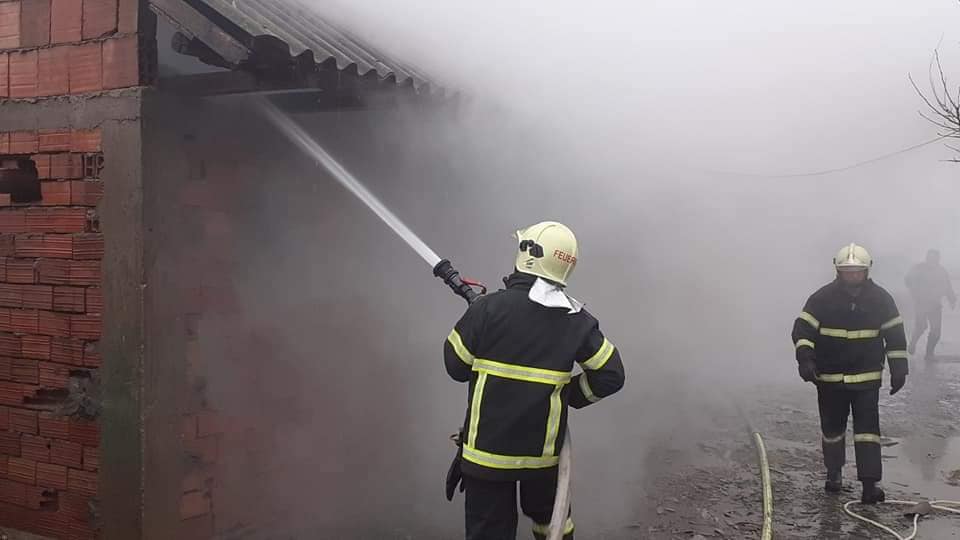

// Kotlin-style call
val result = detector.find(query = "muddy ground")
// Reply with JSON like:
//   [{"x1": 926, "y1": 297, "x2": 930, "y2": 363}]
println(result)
[{"x1": 620, "y1": 356, "x2": 960, "y2": 539}]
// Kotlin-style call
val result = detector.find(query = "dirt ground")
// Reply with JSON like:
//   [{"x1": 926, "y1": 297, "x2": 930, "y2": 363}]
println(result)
[{"x1": 622, "y1": 354, "x2": 960, "y2": 539}]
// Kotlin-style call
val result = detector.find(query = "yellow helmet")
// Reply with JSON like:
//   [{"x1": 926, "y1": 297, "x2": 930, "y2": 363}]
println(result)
[
  {"x1": 834, "y1": 243, "x2": 873, "y2": 272},
  {"x1": 514, "y1": 221, "x2": 578, "y2": 286}
]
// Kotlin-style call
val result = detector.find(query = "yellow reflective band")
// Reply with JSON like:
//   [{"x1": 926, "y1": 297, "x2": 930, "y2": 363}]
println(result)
[
  {"x1": 817, "y1": 371, "x2": 882, "y2": 384},
  {"x1": 819, "y1": 328, "x2": 880, "y2": 339},
  {"x1": 581, "y1": 338, "x2": 615, "y2": 370},
  {"x1": 887, "y1": 350, "x2": 908, "y2": 360},
  {"x1": 579, "y1": 375, "x2": 600, "y2": 403},
  {"x1": 467, "y1": 372, "x2": 488, "y2": 448},
  {"x1": 461, "y1": 444, "x2": 559, "y2": 470},
  {"x1": 822, "y1": 433, "x2": 845, "y2": 444},
  {"x1": 447, "y1": 329, "x2": 474, "y2": 366},
  {"x1": 881, "y1": 316, "x2": 904, "y2": 330},
  {"x1": 473, "y1": 359, "x2": 572, "y2": 385},
  {"x1": 542, "y1": 384, "x2": 564, "y2": 456},
  {"x1": 795, "y1": 339, "x2": 816, "y2": 350},
  {"x1": 533, "y1": 518, "x2": 575, "y2": 536},
  {"x1": 854, "y1": 433, "x2": 881, "y2": 444},
  {"x1": 799, "y1": 311, "x2": 821, "y2": 329}
]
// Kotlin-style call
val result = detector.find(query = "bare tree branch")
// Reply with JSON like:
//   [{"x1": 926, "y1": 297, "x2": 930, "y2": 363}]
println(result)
[{"x1": 913, "y1": 47, "x2": 960, "y2": 161}]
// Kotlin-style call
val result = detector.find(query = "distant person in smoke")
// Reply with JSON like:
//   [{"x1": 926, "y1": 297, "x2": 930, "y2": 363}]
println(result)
[
  {"x1": 905, "y1": 248, "x2": 957, "y2": 361},
  {"x1": 442, "y1": 221, "x2": 625, "y2": 540},
  {"x1": 791, "y1": 243, "x2": 909, "y2": 505}
]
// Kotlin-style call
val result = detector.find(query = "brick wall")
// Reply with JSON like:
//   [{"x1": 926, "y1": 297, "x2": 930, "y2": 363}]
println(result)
[{"x1": 1, "y1": 1, "x2": 146, "y2": 538}]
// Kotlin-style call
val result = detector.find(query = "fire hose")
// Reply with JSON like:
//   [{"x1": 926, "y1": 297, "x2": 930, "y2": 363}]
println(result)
[{"x1": 435, "y1": 259, "x2": 572, "y2": 540}]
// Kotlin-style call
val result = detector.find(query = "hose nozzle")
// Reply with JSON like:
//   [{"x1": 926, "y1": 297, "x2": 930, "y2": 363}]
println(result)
[{"x1": 434, "y1": 259, "x2": 484, "y2": 305}]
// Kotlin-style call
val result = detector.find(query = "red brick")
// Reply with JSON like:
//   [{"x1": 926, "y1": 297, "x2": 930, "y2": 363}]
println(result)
[
  {"x1": 81, "y1": 445, "x2": 96, "y2": 471},
  {"x1": 8, "y1": 457, "x2": 35, "y2": 484},
  {"x1": 26, "y1": 208, "x2": 87, "y2": 233},
  {"x1": 0, "y1": 334, "x2": 21, "y2": 357},
  {"x1": 37, "y1": 311, "x2": 67, "y2": 338},
  {"x1": 0, "y1": 407, "x2": 9, "y2": 431},
  {"x1": 5, "y1": 259, "x2": 34, "y2": 283},
  {"x1": 50, "y1": 0, "x2": 81, "y2": 44},
  {"x1": 37, "y1": 413, "x2": 66, "y2": 439},
  {"x1": 181, "y1": 414, "x2": 197, "y2": 440},
  {"x1": 0, "y1": 478, "x2": 27, "y2": 506},
  {"x1": 9, "y1": 50, "x2": 38, "y2": 99},
  {"x1": 10, "y1": 132, "x2": 38, "y2": 155},
  {"x1": 83, "y1": 287, "x2": 99, "y2": 314},
  {"x1": 37, "y1": 361, "x2": 66, "y2": 388},
  {"x1": 103, "y1": 34, "x2": 138, "y2": 89},
  {"x1": 71, "y1": 233, "x2": 101, "y2": 260},
  {"x1": 20, "y1": 285, "x2": 52, "y2": 310},
  {"x1": 184, "y1": 436, "x2": 218, "y2": 465},
  {"x1": 118, "y1": 0, "x2": 137, "y2": 32},
  {"x1": 50, "y1": 337, "x2": 81, "y2": 365},
  {"x1": 180, "y1": 490, "x2": 210, "y2": 519},
  {"x1": 32, "y1": 154, "x2": 51, "y2": 179},
  {"x1": 0, "y1": 133, "x2": 8, "y2": 154},
  {"x1": 35, "y1": 462, "x2": 65, "y2": 489},
  {"x1": 68, "y1": 42, "x2": 101, "y2": 94},
  {"x1": 181, "y1": 469, "x2": 209, "y2": 493},
  {"x1": 0, "y1": 241, "x2": 9, "y2": 259},
  {"x1": 49, "y1": 153, "x2": 82, "y2": 179},
  {"x1": 0, "y1": 213, "x2": 26, "y2": 235},
  {"x1": 0, "y1": 430, "x2": 20, "y2": 455},
  {"x1": 68, "y1": 314, "x2": 97, "y2": 339},
  {"x1": 49, "y1": 438, "x2": 80, "y2": 468},
  {"x1": 21, "y1": 433, "x2": 49, "y2": 462},
  {"x1": 37, "y1": 259, "x2": 68, "y2": 285},
  {"x1": 0, "y1": 1, "x2": 21, "y2": 49},
  {"x1": 22, "y1": 334, "x2": 50, "y2": 358},
  {"x1": 25, "y1": 484, "x2": 56, "y2": 510},
  {"x1": 0, "y1": 311, "x2": 7, "y2": 334},
  {"x1": 0, "y1": 284, "x2": 23, "y2": 308},
  {"x1": 81, "y1": 341, "x2": 97, "y2": 367},
  {"x1": 40, "y1": 181, "x2": 71, "y2": 206},
  {"x1": 20, "y1": 0, "x2": 51, "y2": 48},
  {"x1": 68, "y1": 419, "x2": 96, "y2": 446},
  {"x1": 0, "y1": 356, "x2": 10, "y2": 379},
  {"x1": 0, "y1": 53, "x2": 8, "y2": 100},
  {"x1": 82, "y1": 0, "x2": 116, "y2": 39},
  {"x1": 10, "y1": 408, "x2": 37, "y2": 435},
  {"x1": 10, "y1": 358, "x2": 37, "y2": 385},
  {"x1": 197, "y1": 411, "x2": 225, "y2": 437},
  {"x1": 52, "y1": 286, "x2": 83, "y2": 313},
  {"x1": 181, "y1": 514, "x2": 214, "y2": 540},
  {"x1": 38, "y1": 130, "x2": 70, "y2": 153},
  {"x1": 67, "y1": 467, "x2": 95, "y2": 496},
  {"x1": 69, "y1": 130, "x2": 101, "y2": 153},
  {"x1": 70, "y1": 180, "x2": 102, "y2": 206},
  {"x1": 68, "y1": 260, "x2": 99, "y2": 286},
  {"x1": 11, "y1": 310, "x2": 37, "y2": 334},
  {"x1": 0, "y1": 195, "x2": 10, "y2": 208}
]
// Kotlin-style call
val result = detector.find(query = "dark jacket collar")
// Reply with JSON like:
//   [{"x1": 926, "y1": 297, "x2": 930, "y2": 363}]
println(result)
[{"x1": 503, "y1": 271, "x2": 538, "y2": 291}]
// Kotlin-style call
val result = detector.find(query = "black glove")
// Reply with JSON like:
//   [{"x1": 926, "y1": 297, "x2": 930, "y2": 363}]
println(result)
[
  {"x1": 798, "y1": 358, "x2": 819, "y2": 383},
  {"x1": 890, "y1": 374, "x2": 906, "y2": 395},
  {"x1": 445, "y1": 453, "x2": 463, "y2": 501}
]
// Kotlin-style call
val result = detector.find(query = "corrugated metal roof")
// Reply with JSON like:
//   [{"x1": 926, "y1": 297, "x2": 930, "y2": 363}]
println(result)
[{"x1": 197, "y1": 0, "x2": 441, "y2": 92}]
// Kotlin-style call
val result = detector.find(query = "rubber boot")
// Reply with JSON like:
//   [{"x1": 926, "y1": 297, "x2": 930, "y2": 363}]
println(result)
[
  {"x1": 824, "y1": 470, "x2": 842, "y2": 493},
  {"x1": 860, "y1": 481, "x2": 885, "y2": 504}
]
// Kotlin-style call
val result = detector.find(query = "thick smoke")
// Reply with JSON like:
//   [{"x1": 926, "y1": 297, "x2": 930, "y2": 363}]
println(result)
[{"x1": 160, "y1": 1, "x2": 960, "y2": 537}]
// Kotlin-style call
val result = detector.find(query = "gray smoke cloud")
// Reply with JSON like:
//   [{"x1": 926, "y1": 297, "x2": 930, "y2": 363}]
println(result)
[{"x1": 160, "y1": 1, "x2": 960, "y2": 537}]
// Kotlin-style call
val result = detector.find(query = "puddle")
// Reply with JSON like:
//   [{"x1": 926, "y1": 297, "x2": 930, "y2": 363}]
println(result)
[{"x1": 884, "y1": 435, "x2": 960, "y2": 500}]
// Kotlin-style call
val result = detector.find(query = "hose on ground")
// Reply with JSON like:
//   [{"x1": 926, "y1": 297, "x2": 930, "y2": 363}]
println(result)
[{"x1": 843, "y1": 499, "x2": 960, "y2": 539}]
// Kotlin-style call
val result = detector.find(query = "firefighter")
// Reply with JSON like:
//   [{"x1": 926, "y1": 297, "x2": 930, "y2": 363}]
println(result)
[
  {"x1": 443, "y1": 221, "x2": 625, "y2": 540},
  {"x1": 905, "y1": 249, "x2": 956, "y2": 360},
  {"x1": 791, "y1": 243, "x2": 908, "y2": 504}
]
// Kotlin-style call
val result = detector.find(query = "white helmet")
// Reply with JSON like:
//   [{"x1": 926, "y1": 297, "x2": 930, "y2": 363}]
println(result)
[
  {"x1": 834, "y1": 243, "x2": 872, "y2": 272},
  {"x1": 514, "y1": 221, "x2": 578, "y2": 286}
]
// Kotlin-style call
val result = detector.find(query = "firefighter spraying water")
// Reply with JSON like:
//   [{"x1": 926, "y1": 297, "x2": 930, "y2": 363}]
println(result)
[{"x1": 257, "y1": 101, "x2": 617, "y2": 540}]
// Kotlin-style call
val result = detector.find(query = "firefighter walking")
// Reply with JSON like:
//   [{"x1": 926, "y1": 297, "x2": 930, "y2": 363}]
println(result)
[
  {"x1": 905, "y1": 248, "x2": 957, "y2": 360},
  {"x1": 791, "y1": 243, "x2": 909, "y2": 504},
  {"x1": 443, "y1": 221, "x2": 625, "y2": 540}
]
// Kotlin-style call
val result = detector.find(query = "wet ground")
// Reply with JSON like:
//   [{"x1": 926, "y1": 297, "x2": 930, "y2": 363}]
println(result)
[{"x1": 623, "y1": 358, "x2": 960, "y2": 539}]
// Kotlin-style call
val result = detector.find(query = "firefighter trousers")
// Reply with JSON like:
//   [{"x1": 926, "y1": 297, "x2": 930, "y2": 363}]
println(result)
[
  {"x1": 910, "y1": 304, "x2": 942, "y2": 357},
  {"x1": 817, "y1": 385, "x2": 881, "y2": 481},
  {"x1": 463, "y1": 473, "x2": 573, "y2": 540}
]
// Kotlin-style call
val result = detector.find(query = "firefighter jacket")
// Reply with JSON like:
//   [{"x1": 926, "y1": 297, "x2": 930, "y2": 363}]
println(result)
[
  {"x1": 792, "y1": 278, "x2": 908, "y2": 390},
  {"x1": 444, "y1": 273, "x2": 626, "y2": 481},
  {"x1": 905, "y1": 262, "x2": 956, "y2": 310}
]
